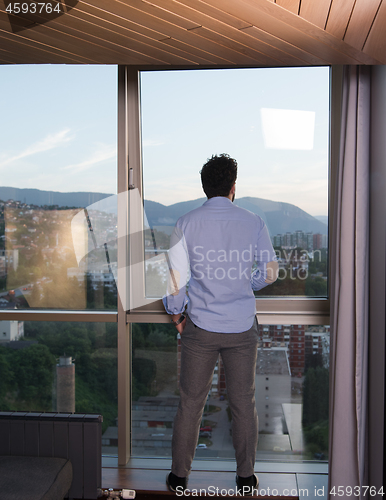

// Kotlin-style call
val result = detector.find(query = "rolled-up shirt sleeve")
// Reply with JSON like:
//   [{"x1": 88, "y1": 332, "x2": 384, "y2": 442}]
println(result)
[
  {"x1": 162, "y1": 223, "x2": 190, "y2": 315},
  {"x1": 250, "y1": 221, "x2": 278, "y2": 291}
]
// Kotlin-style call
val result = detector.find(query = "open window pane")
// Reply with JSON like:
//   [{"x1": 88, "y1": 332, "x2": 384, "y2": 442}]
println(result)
[
  {"x1": 140, "y1": 67, "x2": 329, "y2": 300},
  {"x1": 0, "y1": 66, "x2": 118, "y2": 310}
]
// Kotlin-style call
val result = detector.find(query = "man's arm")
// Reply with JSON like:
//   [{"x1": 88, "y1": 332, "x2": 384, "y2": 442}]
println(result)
[
  {"x1": 265, "y1": 260, "x2": 279, "y2": 284},
  {"x1": 162, "y1": 224, "x2": 190, "y2": 331},
  {"x1": 251, "y1": 260, "x2": 279, "y2": 290},
  {"x1": 251, "y1": 221, "x2": 278, "y2": 291}
]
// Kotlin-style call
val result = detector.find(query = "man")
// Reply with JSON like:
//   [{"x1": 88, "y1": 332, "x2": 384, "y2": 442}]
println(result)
[{"x1": 163, "y1": 154, "x2": 278, "y2": 495}]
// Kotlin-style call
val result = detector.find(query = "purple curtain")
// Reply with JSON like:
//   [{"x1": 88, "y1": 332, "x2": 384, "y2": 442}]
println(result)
[{"x1": 329, "y1": 66, "x2": 370, "y2": 499}]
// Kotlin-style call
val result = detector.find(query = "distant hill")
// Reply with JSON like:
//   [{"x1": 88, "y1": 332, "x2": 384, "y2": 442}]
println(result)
[
  {"x1": 0, "y1": 186, "x2": 327, "y2": 236},
  {"x1": 144, "y1": 197, "x2": 327, "y2": 236},
  {"x1": 0, "y1": 186, "x2": 110, "y2": 208},
  {"x1": 315, "y1": 215, "x2": 328, "y2": 225}
]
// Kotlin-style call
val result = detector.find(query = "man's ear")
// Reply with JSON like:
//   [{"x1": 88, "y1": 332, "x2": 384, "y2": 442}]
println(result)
[{"x1": 230, "y1": 183, "x2": 236, "y2": 195}]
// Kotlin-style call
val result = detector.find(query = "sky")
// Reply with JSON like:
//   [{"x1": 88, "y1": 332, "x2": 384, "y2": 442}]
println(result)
[
  {"x1": 0, "y1": 65, "x2": 118, "y2": 195},
  {"x1": 0, "y1": 65, "x2": 329, "y2": 216},
  {"x1": 141, "y1": 67, "x2": 330, "y2": 216}
]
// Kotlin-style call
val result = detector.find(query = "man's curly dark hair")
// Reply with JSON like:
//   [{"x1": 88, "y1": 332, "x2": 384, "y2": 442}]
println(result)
[{"x1": 200, "y1": 154, "x2": 238, "y2": 199}]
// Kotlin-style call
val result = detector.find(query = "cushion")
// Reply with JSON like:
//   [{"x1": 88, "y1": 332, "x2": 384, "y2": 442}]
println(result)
[{"x1": 0, "y1": 456, "x2": 73, "y2": 500}]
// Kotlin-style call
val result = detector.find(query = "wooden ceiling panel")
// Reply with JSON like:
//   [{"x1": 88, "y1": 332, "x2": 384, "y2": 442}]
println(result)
[
  {"x1": 172, "y1": 0, "x2": 252, "y2": 30},
  {"x1": 299, "y1": 0, "x2": 332, "y2": 29},
  {"x1": 115, "y1": 0, "x2": 201, "y2": 31},
  {"x1": 0, "y1": 12, "x2": 104, "y2": 63},
  {"x1": 147, "y1": 0, "x2": 303, "y2": 65},
  {"x1": 240, "y1": 25, "x2": 327, "y2": 65},
  {"x1": 119, "y1": 0, "x2": 201, "y2": 30},
  {"x1": 1, "y1": 10, "x2": 170, "y2": 64},
  {"x1": 325, "y1": 0, "x2": 355, "y2": 40},
  {"x1": 344, "y1": 0, "x2": 382, "y2": 51},
  {"x1": 0, "y1": 0, "x2": 384, "y2": 66},
  {"x1": 67, "y1": 0, "x2": 242, "y2": 64},
  {"x1": 275, "y1": 0, "x2": 300, "y2": 16},
  {"x1": 363, "y1": 0, "x2": 386, "y2": 63},
  {"x1": 158, "y1": 36, "x2": 232, "y2": 64},
  {"x1": 237, "y1": 26, "x2": 313, "y2": 65},
  {"x1": 79, "y1": 0, "x2": 195, "y2": 36},
  {"x1": 0, "y1": 28, "x2": 92, "y2": 63},
  {"x1": 186, "y1": 26, "x2": 278, "y2": 65},
  {"x1": 0, "y1": 48, "x2": 15, "y2": 63},
  {"x1": 146, "y1": 0, "x2": 246, "y2": 32},
  {"x1": 47, "y1": 8, "x2": 193, "y2": 64},
  {"x1": 202, "y1": 0, "x2": 378, "y2": 64},
  {"x1": 57, "y1": 5, "x2": 208, "y2": 64},
  {"x1": 79, "y1": 1, "x2": 171, "y2": 41}
]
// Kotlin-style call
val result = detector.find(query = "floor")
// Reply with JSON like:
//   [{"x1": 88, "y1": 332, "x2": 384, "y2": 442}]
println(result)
[{"x1": 101, "y1": 458, "x2": 328, "y2": 499}]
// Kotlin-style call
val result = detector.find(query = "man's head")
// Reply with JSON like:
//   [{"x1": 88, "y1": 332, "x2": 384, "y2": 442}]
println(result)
[{"x1": 200, "y1": 154, "x2": 238, "y2": 199}]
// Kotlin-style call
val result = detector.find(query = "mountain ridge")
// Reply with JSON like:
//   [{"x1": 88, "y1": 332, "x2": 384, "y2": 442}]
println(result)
[{"x1": 0, "y1": 186, "x2": 327, "y2": 236}]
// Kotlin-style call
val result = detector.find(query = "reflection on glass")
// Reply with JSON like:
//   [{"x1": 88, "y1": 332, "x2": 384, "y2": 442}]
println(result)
[
  {"x1": 0, "y1": 320, "x2": 117, "y2": 455},
  {"x1": 140, "y1": 67, "x2": 329, "y2": 298},
  {"x1": 0, "y1": 65, "x2": 117, "y2": 310},
  {"x1": 132, "y1": 322, "x2": 329, "y2": 462},
  {"x1": 144, "y1": 225, "x2": 171, "y2": 299},
  {"x1": 132, "y1": 322, "x2": 177, "y2": 456}
]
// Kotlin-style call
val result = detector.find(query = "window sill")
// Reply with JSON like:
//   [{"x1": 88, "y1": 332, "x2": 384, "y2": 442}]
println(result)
[{"x1": 102, "y1": 457, "x2": 328, "y2": 498}]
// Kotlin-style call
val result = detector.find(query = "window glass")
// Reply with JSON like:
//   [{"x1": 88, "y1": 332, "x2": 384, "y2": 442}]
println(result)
[
  {"x1": 132, "y1": 322, "x2": 329, "y2": 462},
  {"x1": 0, "y1": 319, "x2": 117, "y2": 456},
  {"x1": 0, "y1": 66, "x2": 117, "y2": 310},
  {"x1": 140, "y1": 67, "x2": 329, "y2": 300}
]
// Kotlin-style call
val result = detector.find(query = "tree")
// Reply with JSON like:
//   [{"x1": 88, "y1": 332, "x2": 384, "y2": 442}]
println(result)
[
  {"x1": 13, "y1": 344, "x2": 55, "y2": 408},
  {"x1": 302, "y1": 366, "x2": 329, "y2": 426}
]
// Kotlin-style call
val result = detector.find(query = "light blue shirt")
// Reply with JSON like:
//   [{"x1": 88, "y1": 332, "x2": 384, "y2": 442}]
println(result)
[{"x1": 162, "y1": 196, "x2": 276, "y2": 333}]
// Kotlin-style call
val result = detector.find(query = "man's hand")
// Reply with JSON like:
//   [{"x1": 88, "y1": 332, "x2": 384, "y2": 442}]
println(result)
[
  {"x1": 172, "y1": 314, "x2": 187, "y2": 334},
  {"x1": 265, "y1": 261, "x2": 279, "y2": 284}
]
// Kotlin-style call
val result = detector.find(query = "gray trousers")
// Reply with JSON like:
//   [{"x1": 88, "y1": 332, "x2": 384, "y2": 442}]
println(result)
[{"x1": 171, "y1": 315, "x2": 259, "y2": 478}]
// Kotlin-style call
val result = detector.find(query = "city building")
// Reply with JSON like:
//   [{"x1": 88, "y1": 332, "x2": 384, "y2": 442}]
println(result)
[{"x1": 0, "y1": 320, "x2": 24, "y2": 343}]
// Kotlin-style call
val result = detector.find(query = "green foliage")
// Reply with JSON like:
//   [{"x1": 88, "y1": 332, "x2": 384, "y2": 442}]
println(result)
[
  {"x1": 0, "y1": 348, "x2": 13, "y2": 398},
  {"x1": 305, "y1": 352, "x2": 324, "y2": 371},
  {"x1": 0, "y1": 322, "x2": 118, "y2": 432},
  {"x1": 133, "y1": 358, "x2": 156, "y2": 386},
  {"x1": 132, "y1": 357, "x2": 157, "y2": 401},
  {"x1": 255, "y1": 246, "x2": 328, "y2": 298},
  {"x1": 0, "y1": 344, "x2": 54, "y2": 410},
  {"x1": 305, "y1": 276, "x2": 328, "y2": 297},
  {"x1": 302, "y1": 366, "x2": 329, "y2": 426},
  {"x1": 131, "y1": 323, "x2": 177, "y2": 401},
  {"x1": 132, "y1": 322, "x2": 177, "y2": 353},
  {"x1": 75, "y1": 375, "x2": 117, "y2": 433},
  {"x1": 13, "y1": 344, "x2": 55, "y2": 403},
  {"x1": 302, "y1": 366, "x2": 329, "y2": 455},
  {"x1": 304, "y1": 420, "x2": 329, "y2": 452},
  {"x1": 255, "y1": 273, "x2": 307, "y2": 296}
]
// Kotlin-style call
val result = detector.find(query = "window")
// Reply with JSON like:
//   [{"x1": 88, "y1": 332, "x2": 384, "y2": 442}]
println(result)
[
  {"x1": 0, "y1": 65, "x2": 118, "y2": 311},
  {"x1": 0, "y1": 65, "x2": 334, "y2": 469},
  {"x1": 0, "y1": 320, "x2": 117, "y2": 456},
  {"x1": 0, "y1": 65, "x2": 118, "y2": 451},
  {"x1": 130, "y1": 318, "x2": 324, "y2": 463},
  {"x1": 139, "y1": 67, "x2": 329, "y2": 309}
]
